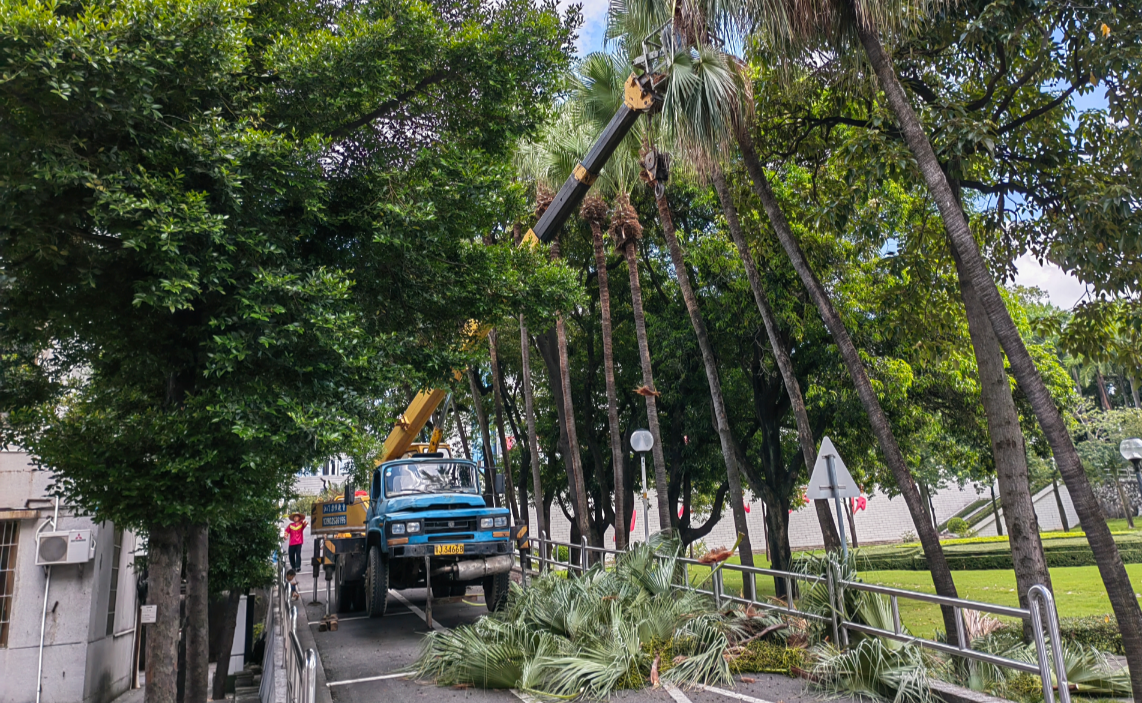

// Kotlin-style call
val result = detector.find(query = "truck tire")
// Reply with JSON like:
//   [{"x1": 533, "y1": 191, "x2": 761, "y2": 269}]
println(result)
[
  {"x1": 365, "y1": 546, "x2": 388, "y2": 618},
  {"x1": 334, "y1": 561, "x2": 357, "y2": 613},
  {"x1": 483, "y1": 572, "x2": 509, "y2": 612}
]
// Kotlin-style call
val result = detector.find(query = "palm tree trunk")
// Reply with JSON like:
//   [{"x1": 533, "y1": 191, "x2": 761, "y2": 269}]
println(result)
[
  {"x1": 990, "y1": 483, "x2": 1004, "y2": 537},
  {"x1": 468, "y1": 368, "x2": 498, "y2": 507},
  {"x1": 145, "y1": 524, "x2": 183, "y2": 703},
  {"x1": 556, "y1": 315, "x2": 593, "y2": 546},
  {"x1": 185, "y1": 523, "x2": 209, "y2": 703},
  {"x1": 712, "y1": 167, "x2": 842, "y2": 552},
  {"x1": 737, "y1": 130, "x2": 961, "y2": 640},
  {"x1": 489, "y1": 331, "x2": 521, "y2": 522},
  {"x1": 853, "y1": 19, "x2": 1142, "y2": 690},
  {"x1": 845, "y1": 499, "x2": 859, "y2": 548},
  {"x1": 1053, "y1": 476, "x2": 1071, "y2": 531},
  {"x1": 590, "y1": 221, "x2": 628, "y2": 550},
  {"x1": 621, "y1": 239, "x2": 673, "y2": 530},
  {"x1": 654, "y1": 189, "x2": 755, "y2": 590},
  {"x1": 520, "y1": 315, "x2": 547, "y2": 546},
  {"x1": 948, "y1": 242, "x2": 1051, "y2": 630},
  {"x1": 1097, "y1": 370, "x2": 1113, "y2": 411},
  {"x1": 1131, "y1": 376, "x2": 1140, "y2": 409}
]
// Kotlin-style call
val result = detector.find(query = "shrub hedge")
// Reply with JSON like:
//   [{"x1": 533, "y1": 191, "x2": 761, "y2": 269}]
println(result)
[
  {"x1": 995, "y1": 615, "x2": 1123, "y2": 655},
  {"x1": 834, "y1": 534, "x2": 1142, "y2": 572}
]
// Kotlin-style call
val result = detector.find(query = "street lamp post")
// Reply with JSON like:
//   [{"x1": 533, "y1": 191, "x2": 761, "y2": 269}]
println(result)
[
  {"x1": 1120, "y1": 438, "x2": 1142, "y2": 513},
  {"x1": 631, "y1": 429, "x2": 654, "y2": 544}
]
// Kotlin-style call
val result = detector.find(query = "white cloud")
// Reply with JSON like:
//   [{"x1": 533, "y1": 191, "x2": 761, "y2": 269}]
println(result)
[{"x1": 1012, "y1": 253, "x2": 1089, "y2": 310}]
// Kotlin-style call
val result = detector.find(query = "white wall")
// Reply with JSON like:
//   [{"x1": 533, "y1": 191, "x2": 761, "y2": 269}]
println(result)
[
  {"x1": 528, "y1": 481, "x2": 989, "y2": 554},
  {"x1": 973, "y1": 481, "x2": 1080, "y2": 537},
  {"x1": 0, "y1": 449, "x2": 139, "y2": 703}
]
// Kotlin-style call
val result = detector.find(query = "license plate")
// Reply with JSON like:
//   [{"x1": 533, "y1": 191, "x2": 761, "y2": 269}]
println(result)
[{"x1": 434, "y1": 544, "x2": 464, "y2": 556}]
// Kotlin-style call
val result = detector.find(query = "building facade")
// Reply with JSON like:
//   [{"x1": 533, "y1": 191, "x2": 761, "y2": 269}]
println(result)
[{"x1": 0, "y1": 448, "x2": 140, "y2": 703}]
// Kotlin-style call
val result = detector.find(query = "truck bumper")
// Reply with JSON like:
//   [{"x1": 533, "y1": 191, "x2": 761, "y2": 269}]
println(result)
[{"x1": 390, "y1": 540, "x2": 512, "y2": 558}]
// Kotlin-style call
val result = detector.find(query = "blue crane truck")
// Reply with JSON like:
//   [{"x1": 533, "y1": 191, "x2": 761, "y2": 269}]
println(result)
[{"x1": 315, "y1": 452, "x2": 515, "y2": 617}]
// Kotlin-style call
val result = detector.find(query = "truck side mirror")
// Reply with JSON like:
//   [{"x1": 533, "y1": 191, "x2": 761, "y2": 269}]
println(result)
[
  {"x1": 344, "y1": 481, "x2": 355, "y2": 505},
  {"x1": 494, "y1": 474, "x2": 504, "y2": 495}
]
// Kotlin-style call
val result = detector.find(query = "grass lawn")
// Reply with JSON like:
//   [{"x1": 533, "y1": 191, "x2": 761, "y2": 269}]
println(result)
[{"x1": 687, "y1": 556, "x2": 1142, "y2": 638}]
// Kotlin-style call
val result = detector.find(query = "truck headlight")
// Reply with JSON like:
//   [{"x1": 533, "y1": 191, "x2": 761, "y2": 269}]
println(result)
[
  {"x1": 391, "y1": 523, "x2": 406, "y2": 535},
  {"x1": 479, "y1": 517, "x2": 494, "y2": 529},
  {"x1": 406, "y1": 521, "x2": 421, "y2": 533},
  {"x1": 494, "y1": 517, "x2": 508, "y2": 527}
]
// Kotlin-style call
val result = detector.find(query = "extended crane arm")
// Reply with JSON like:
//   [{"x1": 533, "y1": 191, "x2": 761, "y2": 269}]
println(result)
[{"x1": 525, "y1": 70, "x2": 666, "y2": 245}]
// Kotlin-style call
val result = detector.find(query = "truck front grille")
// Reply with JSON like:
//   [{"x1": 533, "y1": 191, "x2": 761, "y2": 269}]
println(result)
[
  {"x1": 427, "y1": 533, "x2": 474, "y2": 542},
  {"x1": 423, "y1": 518, "x2": 478, "y2": 534}
]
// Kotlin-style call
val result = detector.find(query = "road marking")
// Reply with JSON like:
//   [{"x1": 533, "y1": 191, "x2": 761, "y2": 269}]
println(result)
[
  {"x1": 664, "y1": 683, "x2": 693, "y2": 702},
  {"x1": 327, "y1": 672, "x2": 411, "y2": 687},
  {"x1": 388, "y1": 589, "x2": 534, "y2": 703},
  {"x1": 695, "y1": 683, "x2": 777, "y2": 703},
  {"x1": 388, "y1": 590, "x2": 448, "y2": 632}
]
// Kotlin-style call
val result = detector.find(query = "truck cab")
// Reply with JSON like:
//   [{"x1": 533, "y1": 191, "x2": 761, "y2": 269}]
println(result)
[{"x1": 361, "y1": 454, "x2": 514, "y2": 616}]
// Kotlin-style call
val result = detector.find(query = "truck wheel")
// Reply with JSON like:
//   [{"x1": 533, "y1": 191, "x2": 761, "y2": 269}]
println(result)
[
  {"x1": 483, "y1": 572, "x2": 509, "y2": 612},
  {"x1": 334, "y1": 561, "x2": 356, "y2": 613},
  {"x1": 365, "y1": 546, "x2": 388, "y2": 618}
]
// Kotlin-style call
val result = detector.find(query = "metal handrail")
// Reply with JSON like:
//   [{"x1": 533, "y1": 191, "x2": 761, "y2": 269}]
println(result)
[
  {"x1": 521, "y1": 532, "x2": 1069, "y2": 703},
  {"x1": 276, "y1": 562, "x2": 318, "y2": 703}
]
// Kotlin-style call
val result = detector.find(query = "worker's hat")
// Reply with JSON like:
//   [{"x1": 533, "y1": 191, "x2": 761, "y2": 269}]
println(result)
[{"x1": 289, "y1": 512, "x2": 305, "y2": 521}]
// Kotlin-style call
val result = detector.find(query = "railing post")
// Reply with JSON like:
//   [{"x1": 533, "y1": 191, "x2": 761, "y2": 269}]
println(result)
[
  {"x1": 1030, "y1": 585, "x2": 1070, "y2": 703},
  {"x1": 713, "y1": 567, "x2": 723, "y2": 609},
  {"x1": 825, "y1": 565, "x2": 840, "y2": 647},
  {"x1": 305, "y1": 649, "x2": 317, "y2": 703},
  {"x1": 539, "y1": 531, "x2": 547, "y2": 574},
  {"x1": 891, "y1": 595, "x2": 902, "y2": 636},
  {"x1": 580, "y1": 536, "x2": 588, "y2": 571}
]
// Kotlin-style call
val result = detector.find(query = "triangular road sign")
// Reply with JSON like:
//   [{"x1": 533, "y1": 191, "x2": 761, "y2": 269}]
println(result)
[{"x1": 805, "y1": 436, "x2": 860, "y2": 499}]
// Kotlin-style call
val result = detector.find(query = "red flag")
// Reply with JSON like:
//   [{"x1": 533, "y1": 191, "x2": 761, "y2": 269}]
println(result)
[
  {"x1": 855, "y1": 496, "x2": 867, "y2": 512},
  {"x1": 744, "y1": 503, "x2": 750, "y2": 514},
  {"x1": 630, "y1": 508, "x2": 637, "y2": 533},
  {"x1": 506, "y1": 436, "x2": 516, "y2": 451}
]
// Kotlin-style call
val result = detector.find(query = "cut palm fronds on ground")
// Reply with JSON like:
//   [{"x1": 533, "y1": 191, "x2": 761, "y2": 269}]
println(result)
[
  {"x1": 812, "y1": 638, "x2": 934, "y2": 703},
  {"x1": 412, "y1": 535, "x2": 788, "y2": 698}
]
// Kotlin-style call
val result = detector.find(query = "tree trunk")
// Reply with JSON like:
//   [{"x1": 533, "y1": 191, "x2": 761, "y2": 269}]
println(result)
[
  {"x1": 1097, "y1": 370, "x2": 1113, "y2": 411},
  {"x1": 489, "y1": 331, "x2": 521, "y2": 522},
  {"x1": 949, "y1": 241, "x2": 1052, "y2": 618},
  {"x1": 654, "y1": 189, "x2": 755, "y2": 591},
  {"x1": 762, "y1": 492, "x2": 794, "y2": 599},
  {"x1": 556, "y1": 315, "x2": 593, "y2": 545},
  {"x1": 712, "y1": 167, "x2": 842, "y2": 552},
  {"x1": 210, "y1": 590, "x2": 242, "y2": 700},
  {"x1": 185, "y1": 524, "x2": 208, "y2": 703},
  {"x1": 520, "y1": 315, "x2": 547, "y2": 546},
  {"x1": 452, "y1": 402, "x2": 471, "y2": 460},
  {"x1": 468, "y1": 368, "x2": 498, "y2": 507},
  {"x1": 590, "y1": 220, "x2": 628, "y2": 550},
  {"x1": 852, "y1": 17, "x2": 1142, "y2": 692},
  {"x1": 845, "y1": 499, "x2": 859, "y2": 548},
  {"x1": 1113, "y1": 475, "x2": 1135, "y2": 527},
  {"x1": 991, "y1": 483, "x2": 1004, "y2": 537},
  {"x1": 1053, "y1": 477, "x2": 1071, "y2": 531},
  {"x1": 1131, "y1": 376, "x2": 1140, "y2": 409},
  {"x1": 621, "y1": 240, "x2": 672, "y2": 530},
  {"x1": 146, "y1": 524, "x2": 183, "y2": 703},
  {"x1": 737, "y1": 129, "x2": 960, "y2": 639}
]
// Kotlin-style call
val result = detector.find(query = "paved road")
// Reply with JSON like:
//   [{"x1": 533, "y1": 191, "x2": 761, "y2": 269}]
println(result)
[{"x1": 299, "y1": 579, "x2": 852, "y2": 703}]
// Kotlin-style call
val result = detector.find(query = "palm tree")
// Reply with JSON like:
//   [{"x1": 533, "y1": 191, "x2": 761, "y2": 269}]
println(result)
[
  {"x1": 607, "y1": 0, "x2": 961, "y2": 636},
  {"x1": 518, "y1": 313, "x2": 547, "y2": 545},
  {"x1": 748, "y1": 0, "x2": 1142, "y2": 683},
  {"x1": 574, "y1": 53, "x2": 674, "y2": 531},
  {"x1": 581, "y1": 194, "x2": 630, "y2": 549},
  {"x1": 711, "y1": 167, "x2": 842, "y2": 551}
]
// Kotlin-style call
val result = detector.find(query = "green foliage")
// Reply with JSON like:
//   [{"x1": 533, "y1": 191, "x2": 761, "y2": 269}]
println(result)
[
  {"x1": 812, "y1": 639, "x2": 933, "y2": 703},
  {"x1": 841, "y1": 533, "x2": 1142, "y2": 571},
  {"x1": 996, "y1": 615, "x2": 1125, "y2": 656},
  {"x1": 729, "y1": 640, "x2": 807, "y2": 675},
  {"x1": 414, "y1": 541, "x2": 739, "y2": 696},
  {"x1": 0, "y1": 0, "x2": 578, "y2": 536},
  {"x1": 945, "y1": 518, "x2": 974, "y2": 539}
]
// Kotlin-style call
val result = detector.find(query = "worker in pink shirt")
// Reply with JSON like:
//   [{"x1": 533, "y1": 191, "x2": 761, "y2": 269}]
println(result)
[{"x1": 285, "y1": 512, "x2": 308, "y2": 571}]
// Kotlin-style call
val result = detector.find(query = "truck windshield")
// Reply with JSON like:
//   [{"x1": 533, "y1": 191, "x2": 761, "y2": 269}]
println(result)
[{"x1": 383, "y1": 461, "x2": 479, "y2": 497}]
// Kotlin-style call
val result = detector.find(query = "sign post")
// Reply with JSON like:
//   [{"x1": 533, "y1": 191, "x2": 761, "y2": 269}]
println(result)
[
  {"x1": 805, "y1": 437, "x2": 860, "y2": 560},
  {"x1": 630, "y1": 429, "x2": 654, "y2": 544}
]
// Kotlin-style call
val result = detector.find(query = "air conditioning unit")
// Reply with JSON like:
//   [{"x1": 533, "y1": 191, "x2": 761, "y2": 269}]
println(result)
[{"x1": 36, "y1": 529, "x2": 95, "y2": 565}]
